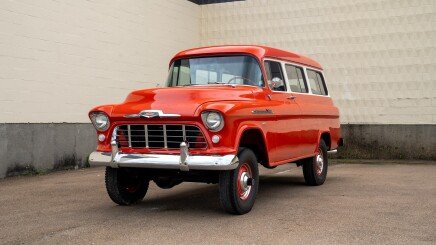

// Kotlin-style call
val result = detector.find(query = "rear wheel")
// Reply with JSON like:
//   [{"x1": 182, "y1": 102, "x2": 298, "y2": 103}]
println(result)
[
  {"x1": 105, "y1": 167, "x2": 149, "y2": 205},
  {"x1": 303, "y1": 139, "x2": 328, "y2": 186},
  {"x1": 219, "y1": 148, "x2": 259, "y2": 215}
]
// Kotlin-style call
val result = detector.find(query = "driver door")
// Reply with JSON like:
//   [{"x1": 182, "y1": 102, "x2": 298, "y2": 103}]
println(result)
[{"x1": 264, "y1": 60, "x2": 302, "y2": 163}]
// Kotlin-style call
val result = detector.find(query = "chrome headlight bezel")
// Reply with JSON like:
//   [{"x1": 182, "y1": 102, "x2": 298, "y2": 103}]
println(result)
[
  {"x1": 90, "y1": 112, "x2": 110, "y2": 132},
  {"x1": 201, "y1": 111, "x2": 224, "y2": 132}
]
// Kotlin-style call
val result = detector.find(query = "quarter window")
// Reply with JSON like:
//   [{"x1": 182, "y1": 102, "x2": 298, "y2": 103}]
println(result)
[
  {"x1": 307, "y1": 69, "x2": 328, "y2": 95},
  {"x1": 285, "y1": 64, "x2": 308, "y2": 93}
]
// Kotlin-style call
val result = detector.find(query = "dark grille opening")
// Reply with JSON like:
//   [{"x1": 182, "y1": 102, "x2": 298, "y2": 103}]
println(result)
[
  {"x1": 166, "y1": 125, "x2": 184, "y2": 149},
  {"x1": 116, "y1": 124, "x2": 207, "y2": 149},
  {"x1": 147, "y1": 124, "x2": 164, "y2": 148}
]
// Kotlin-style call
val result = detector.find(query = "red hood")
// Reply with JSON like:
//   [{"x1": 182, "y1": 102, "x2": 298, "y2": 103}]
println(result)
[{"x1": 110, "y1": 86, "x2": 257, "y2": 118}]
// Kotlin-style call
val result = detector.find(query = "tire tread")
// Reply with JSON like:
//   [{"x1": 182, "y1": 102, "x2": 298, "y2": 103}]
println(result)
[
  {"x1": 303, "y1": 140, "x2": 328, "y2": 186},
  {"x1": 219, "y1": 148, "x2": 259, "y2": 215},
  {"x1": 105, "y1": 167, "x2": 148, "y2": 205}
]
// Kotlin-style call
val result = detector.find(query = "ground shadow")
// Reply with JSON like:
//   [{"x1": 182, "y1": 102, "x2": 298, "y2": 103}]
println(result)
[{"x1": 97, "y1": 174, "x2": 342, "y2": 216}]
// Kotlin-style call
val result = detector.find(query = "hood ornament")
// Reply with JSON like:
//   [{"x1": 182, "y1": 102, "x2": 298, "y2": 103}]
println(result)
[{"x1": 124, "y1": 110, "x2": 181, "y2": 119}]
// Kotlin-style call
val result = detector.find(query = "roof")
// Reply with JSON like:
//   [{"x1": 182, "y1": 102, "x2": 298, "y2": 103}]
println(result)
[{"x1": 170, "y1": 45, "x2": 322, "y2": 70}]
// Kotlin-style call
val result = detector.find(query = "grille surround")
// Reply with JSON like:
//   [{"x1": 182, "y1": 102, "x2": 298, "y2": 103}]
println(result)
[{"x1": 115, "y1": 124, "x2": 207, "y2": 150}]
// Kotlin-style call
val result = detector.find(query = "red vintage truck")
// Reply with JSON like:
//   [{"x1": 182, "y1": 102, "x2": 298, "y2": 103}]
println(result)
[{"x1": 89, "y1": 45, "x2": 341, "y2": 214}]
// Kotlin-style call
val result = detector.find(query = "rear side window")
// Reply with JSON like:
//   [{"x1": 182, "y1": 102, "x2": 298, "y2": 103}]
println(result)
[
  {"x1": 264, "y1": 60, "x2": 286, "y2": 91},
  {"x1": 307, "y1": 69, "x2": 328, "y2": 95},
  {"x1": 285, "y1": 64, "x2": 308, "y2": 93}
]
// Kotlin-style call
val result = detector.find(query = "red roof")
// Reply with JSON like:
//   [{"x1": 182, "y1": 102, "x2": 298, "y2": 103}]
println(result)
[{"x1": 170, "y1": 45, "x2": 322, "y2": 70}]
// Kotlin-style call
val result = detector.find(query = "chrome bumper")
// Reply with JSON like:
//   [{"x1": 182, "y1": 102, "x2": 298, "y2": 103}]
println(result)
[{"x1": 89, "y1": 142, "x2": 238, "y2": 171}]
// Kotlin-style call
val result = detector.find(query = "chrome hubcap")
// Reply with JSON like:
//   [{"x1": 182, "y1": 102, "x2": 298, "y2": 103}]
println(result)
[
  {"x1": 237, "y1": 164, "x2": 252, "y2": 200},
  {"x1": 315, "y1": 150, "x2": 324, "y2": 176},
  {"x1": 240, "y1": 172, "x2": 250, "y2": 192}
]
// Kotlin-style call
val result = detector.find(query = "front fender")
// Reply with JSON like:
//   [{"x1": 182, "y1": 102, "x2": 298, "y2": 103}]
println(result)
[
  {"x1": 234, "y1": 124, "x2": 268, "y2": 150},
  {"x1": 88, "y1": 104, "x2": 115, "y2": 118},
  {"x1": 196, "y1": 101, "x2": 273, "y2": 162}
]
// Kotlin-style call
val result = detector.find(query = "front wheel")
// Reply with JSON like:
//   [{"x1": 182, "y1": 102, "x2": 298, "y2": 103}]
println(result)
[
  {"x1": 302, "y1": 139, "x2": 328, "y2": 186},
  {"x1": 219, "y1": 148, "x2": 259, "y2": 215},
  {"x1": 105, "y1": 167, "x2": 149, "y2": 205}
]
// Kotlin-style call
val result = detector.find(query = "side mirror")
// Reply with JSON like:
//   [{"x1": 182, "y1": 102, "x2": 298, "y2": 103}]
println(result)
[{"x1": 269, "y1": 77, "x2": 284, "y2": 89}]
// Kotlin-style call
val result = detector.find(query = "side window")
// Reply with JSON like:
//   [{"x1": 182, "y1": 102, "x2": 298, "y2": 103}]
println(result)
[
  {"x1": 307, "y1": 69, "x2": 328, "y2": 95},
  {"x1": 264, "y1": 60, "x2": 286, "y2": 91},
  {"x1": 285, "y1": 64, "x2": 308, "y2": 93}
]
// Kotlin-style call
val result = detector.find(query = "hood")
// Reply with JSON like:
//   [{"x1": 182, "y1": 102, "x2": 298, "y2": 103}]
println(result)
[{"x1": 110, "y1": 86, "x2": 257, "y2": 118}]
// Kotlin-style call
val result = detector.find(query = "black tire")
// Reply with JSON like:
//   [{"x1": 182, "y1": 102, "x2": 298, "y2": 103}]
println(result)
[
  {"x1": 105, "y1": 167, "x2": 149, "y2": 205},
  {"x1": 303, "y1": 139, "x2": 328, "y2": 186},
  {"x1": 219, "y1": 148, "x2": 259, "y2": 215}
]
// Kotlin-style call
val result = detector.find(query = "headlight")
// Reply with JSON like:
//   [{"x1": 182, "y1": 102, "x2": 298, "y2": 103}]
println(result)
[
  {"x1": 201, "y1": 111, "x2": 224, "y2": 131},
  {"x1": 90, "y1": 112, "x2": 110, "y2": 131}
]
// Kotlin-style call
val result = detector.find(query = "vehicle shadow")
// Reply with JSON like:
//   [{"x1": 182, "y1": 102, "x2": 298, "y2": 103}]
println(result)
[{"x1": 101, "y1": 174, "x2": 343, "y2": 216}]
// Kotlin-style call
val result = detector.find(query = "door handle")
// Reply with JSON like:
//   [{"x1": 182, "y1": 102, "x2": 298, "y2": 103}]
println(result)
[{"x1": 287, "y1": 96, "x2": 296, "y2": 100}]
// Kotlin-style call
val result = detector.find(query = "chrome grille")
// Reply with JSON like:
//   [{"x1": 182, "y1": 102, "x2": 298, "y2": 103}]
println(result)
[{"x1": 116, "y1": 124, "x2": 207, "y2": 149}]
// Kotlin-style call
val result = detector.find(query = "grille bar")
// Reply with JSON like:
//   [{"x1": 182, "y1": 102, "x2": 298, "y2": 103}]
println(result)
[
  {"x1": 182, "y1": 125, "x2": 186, "y2": 141},
  {"x1": 163, "y1": 125, "x2": 167, "y2": 148},
  {"x1": 144, "y1": 125, "x2": 149, "y2": 148},
  {"x1": 127, "y1": 125, "x2": 132, "y2": 147},
  {"x1": 116, "y1": 124, "x2": 207, "y2": 149}
]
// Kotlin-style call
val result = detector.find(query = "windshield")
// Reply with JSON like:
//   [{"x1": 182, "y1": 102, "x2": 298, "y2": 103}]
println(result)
[{"x1": 167, "y1": 56, "x2": 264, "y2": 87}]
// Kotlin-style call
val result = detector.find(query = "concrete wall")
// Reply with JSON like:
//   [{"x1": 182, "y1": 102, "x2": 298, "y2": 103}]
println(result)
[
  {"x1": 0, "y1": 0, "x2": 200, "y2": 123},
  {"x1": 200, "y1": 0, "x2": 436, "y2": 124},
  {"x1": 0, "y1": 123, "x2": 96, "y2": 178},
  {"x1": 337, "y1": 124, "x2": 436, "y2": 160},
  {"x1": 2, "y1": 123, "x2": 434, "y2": 179}
]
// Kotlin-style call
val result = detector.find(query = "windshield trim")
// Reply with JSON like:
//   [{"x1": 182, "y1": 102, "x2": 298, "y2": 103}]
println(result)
[{"x1": 167, "y1": 54, "x2": 267, "y2": 88}]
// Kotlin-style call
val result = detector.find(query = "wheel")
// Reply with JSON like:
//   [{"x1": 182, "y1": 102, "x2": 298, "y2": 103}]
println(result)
[
  {"x1": 105, "y1": 167, "x2": 149, "y2": 205},
  {"x1": 303, "y1": 139, "x2": 328, "y2": 186},
  {"x1": 219, "y1": 148, "x2": 259, "y2": 215}
]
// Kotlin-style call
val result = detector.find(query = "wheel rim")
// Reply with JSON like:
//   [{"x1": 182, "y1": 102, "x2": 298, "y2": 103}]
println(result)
[
  {"x1": 314, "y1": 147, "x2": 324, "y2": 176},
  {"x1": 237, "y1": 163, "x2": 252, "y2": 200},
  {"x1": 125, "y1": 184, "x2": 139, "y2": 193},
  {"x1": 121, "y1": 171, "x2": 141, "y2": 193}
]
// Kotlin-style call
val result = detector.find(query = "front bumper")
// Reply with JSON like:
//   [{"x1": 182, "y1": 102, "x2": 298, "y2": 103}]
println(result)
[{"x1": 89, "y1": 142, "x2": 238, "y2": 171}]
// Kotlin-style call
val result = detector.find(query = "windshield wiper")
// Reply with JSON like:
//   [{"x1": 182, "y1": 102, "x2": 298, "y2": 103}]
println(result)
[
  {"x1": 177, "y1": 83, "x2": 236, "y2": 87},
  {"x1": 208, "y1": 82, "x2": 237, "y2": 87}
]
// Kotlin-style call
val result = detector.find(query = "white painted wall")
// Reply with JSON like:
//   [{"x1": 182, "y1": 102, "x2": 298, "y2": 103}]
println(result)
[
  {"x1": 1, "y1": 0, "x2": 435, "y2": 124},
  {"x1": 200, "y1": 0, "x2": 436, "y2": 124},
  {"x1": 0, "y1": 0, "x2": 200, "y2": 123}
]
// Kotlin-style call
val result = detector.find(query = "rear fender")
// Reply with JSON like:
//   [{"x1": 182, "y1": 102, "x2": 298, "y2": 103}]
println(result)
[{"x1": 315, "y1": 129, "x2": 331, "y2": 153}]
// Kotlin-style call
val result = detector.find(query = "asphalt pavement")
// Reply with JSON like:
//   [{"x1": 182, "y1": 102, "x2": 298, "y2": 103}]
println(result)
[{"x1": 0, "y1": 160, "x2": 435, "y2": 244}]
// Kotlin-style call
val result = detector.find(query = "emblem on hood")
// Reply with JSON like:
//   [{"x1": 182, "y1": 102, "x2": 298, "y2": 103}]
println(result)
[{"x1": 124, "y1": 110, "x2": 181, "y2": 119}]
